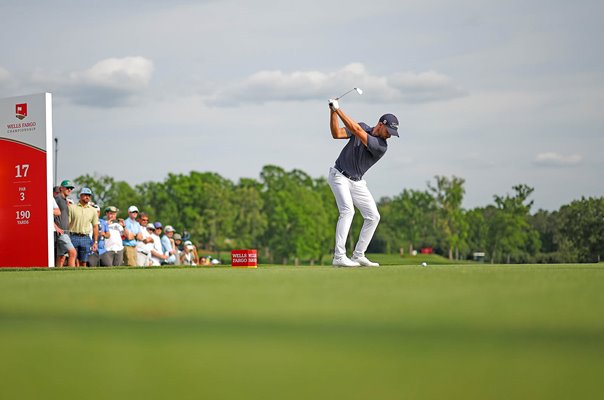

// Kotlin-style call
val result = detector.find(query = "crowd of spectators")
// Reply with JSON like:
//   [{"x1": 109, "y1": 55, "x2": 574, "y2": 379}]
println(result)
[{"x1": 52, "y1": 179, "x2": 219, "y2": 267}]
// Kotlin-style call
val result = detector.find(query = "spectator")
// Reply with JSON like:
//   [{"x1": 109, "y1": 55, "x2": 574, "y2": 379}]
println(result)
[
  {"x1": 54, "y1": 179, "x2": 77, "y2": 267},
  {"x1": 189, "y1": 240, "x2": 200, "y2": 264},
  {"x1": 68, "y1": 187, "x2": 99, "y2": 267},
  {"x1": 180, "y1": 240, "x2": 198, "y2": 265},
  {"x1": 135, "y1": 214, "x2": 154, "y2": 266},
  {"x1": 161, "y1": 225, "x2": 177, "y2": 265},
  {"x1": 150, "y1": 222, "x2": 168, "y2": 266},
  {"x1": 101, "y1": 206, "x2": 125, "y2": 266},
  {"x1": 53, "y1": 186, "x2": 60, "y2": 197},
  {"x1": 123, "y1": 205, "x2": 143, "y2": 266},
  {"x1": 87, "y1": 204, "x2": 103, "y2": 267},
  {"x1": 173, "y1": 233, "x2": 183, "y2": 263},
  {"x1": 52, "y1": 197, "x2": 61, "y2": 216}
]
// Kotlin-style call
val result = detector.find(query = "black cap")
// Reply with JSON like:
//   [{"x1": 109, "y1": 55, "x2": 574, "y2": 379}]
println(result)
[{"x1": 379, "y1": 114, "x2": 399, "y2": 137}]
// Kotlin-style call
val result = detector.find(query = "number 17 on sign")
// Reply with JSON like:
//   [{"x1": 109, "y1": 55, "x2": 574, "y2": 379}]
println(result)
[{"x1": 15, "y1": 164, "x2": 29, "y2": 178}]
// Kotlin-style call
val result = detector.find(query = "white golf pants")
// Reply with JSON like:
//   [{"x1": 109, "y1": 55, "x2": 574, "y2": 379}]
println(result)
[{"x1": 327, "y1": 167, "x2": 380, "y2": 258}]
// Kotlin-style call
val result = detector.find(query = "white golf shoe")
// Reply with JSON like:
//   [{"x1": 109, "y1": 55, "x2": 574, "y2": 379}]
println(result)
[
  {"x1": 332, "y1": 256, "x2": 361, "y2": 267},
  {"x1": 351, "y1": 255, "x2": 380, "y2": 267}
]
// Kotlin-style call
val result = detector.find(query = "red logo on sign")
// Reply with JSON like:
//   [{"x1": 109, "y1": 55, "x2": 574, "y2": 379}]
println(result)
[
  {"x1": 16, "y1": 103, "x2": 27, "y2": 120},
  {"x1": 231, "y1": 249, "x2": 258, "y2": 267}
]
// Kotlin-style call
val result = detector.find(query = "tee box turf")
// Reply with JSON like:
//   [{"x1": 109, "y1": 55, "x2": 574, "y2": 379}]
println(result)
[{"x1": 231, "y1": 249, "x2": 258, "y2": 268}]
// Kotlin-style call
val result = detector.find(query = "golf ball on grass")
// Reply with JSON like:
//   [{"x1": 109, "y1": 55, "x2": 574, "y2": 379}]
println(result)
[{"x1": 421, "y1": 262, "x2": 428, "y2": 267}]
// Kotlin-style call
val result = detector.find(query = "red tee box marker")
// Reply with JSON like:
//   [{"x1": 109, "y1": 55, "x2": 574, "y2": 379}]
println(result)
[{"x1": 231, "y1": 249, "x2": 258, "y2": 268}]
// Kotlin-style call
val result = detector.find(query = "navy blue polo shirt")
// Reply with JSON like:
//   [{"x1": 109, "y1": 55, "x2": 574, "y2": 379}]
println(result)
[{"x1": 334, "y1": 122, "x2": 388, "y2": 180}]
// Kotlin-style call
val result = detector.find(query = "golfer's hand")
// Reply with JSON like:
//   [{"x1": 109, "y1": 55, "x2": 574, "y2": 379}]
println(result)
[{"x1": 328, "y1": 99, "x2": 339, "y2": 111}]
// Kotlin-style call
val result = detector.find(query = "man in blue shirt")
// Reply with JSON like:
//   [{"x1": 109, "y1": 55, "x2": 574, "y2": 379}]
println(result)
[
  {"x1": 327, "y1": 98, "x2": 399, "y2": 267},
  {"x1": 161, "y1": 225, "x2": 177, "y2": 265},
  {"x1": 123, "y1": 205, "x2": 143, "y2": 266}
]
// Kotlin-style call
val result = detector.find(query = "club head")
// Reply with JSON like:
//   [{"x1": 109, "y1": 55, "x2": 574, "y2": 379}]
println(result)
[{"x1": 335, "y1": 87, "x2": 364, "y2": 100}]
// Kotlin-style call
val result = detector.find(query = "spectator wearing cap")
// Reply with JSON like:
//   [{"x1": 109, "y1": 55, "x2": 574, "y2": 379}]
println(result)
[
  {"x1": 100, "y1": 206, "x2": 125, "y2": 266},
  {"x1": 150, "y1": 222, "x2": 168, "y2": 266},
  {"x1": 68, "y1": 187, "x2": 99, "y2": 267},
  {"x1": 153, "y1": 221, "x2": 163, "y2": 235},
  {"x1": 123, "y1": 205, "x2": 143, "y2": 266},
  {"x1": 180, "y1": 240, "x2": 198, "y2": 265},
  {"x1": 151, "y1": 221, "x2": 163, "y2": 266},
  {"x1": 161, "y1": 225, "x2": 177, "y2": 265},
  {"x1": 173, "y1": 233, "x2": 183, "y2": 263},
  {"x1": 54, "y1": 179, "x2": 77, "y2": 267}
]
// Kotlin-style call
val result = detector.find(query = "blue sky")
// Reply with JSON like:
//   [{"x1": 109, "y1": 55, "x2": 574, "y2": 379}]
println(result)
[{"x1": 1, "y1": 0, "x2": 602, "y2": 210}]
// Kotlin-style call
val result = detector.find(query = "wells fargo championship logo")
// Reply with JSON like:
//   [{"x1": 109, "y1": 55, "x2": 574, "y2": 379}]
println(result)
[
  {"x1": 16, "y1": 103, "x2": 27, "y2": 120},
  {"x1": 6, "y1": 102, "x2": 36, "y2": 133}
]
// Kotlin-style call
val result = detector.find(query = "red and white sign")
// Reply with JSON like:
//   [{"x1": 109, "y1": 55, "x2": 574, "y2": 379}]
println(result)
[
  {"x1": 1, "y1": 93, "x2": 54, "y2": 267},
  {"x1": 231, "y1": 249, "x2": 258, "y2": 268},
  {"x1": 16, "y1": 103, "x2": 27, "y2": 120}
]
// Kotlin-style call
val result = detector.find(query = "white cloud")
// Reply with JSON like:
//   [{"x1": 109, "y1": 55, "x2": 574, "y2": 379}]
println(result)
[
  {"x1": 206, "y1": 63, "x2": 466, "y2": 106},
  {"x1": 0, "y1": 67, "x2": 12, "y2": 89},
  {"x1": 0, "y1": 67, "x2": 10, "y2": 82},
  {"x1": 534, "y1": 152, "x2": 583, "y2": 167},
  {"x1": 70, "y1": 57, "x2": 153, "y2": 91},
  {"x1": 65, "y1": 57, "x2": 154, "y2": 107}
]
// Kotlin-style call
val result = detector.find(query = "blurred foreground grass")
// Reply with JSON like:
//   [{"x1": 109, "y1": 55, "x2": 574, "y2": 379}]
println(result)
[{"x1": 1, "y1": 264, "x2": 603, "y2": 399}]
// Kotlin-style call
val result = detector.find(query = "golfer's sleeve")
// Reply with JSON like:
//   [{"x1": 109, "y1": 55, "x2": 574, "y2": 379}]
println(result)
[{"x1": 366, "y1": 136, "x2": 386, "y2": 156}]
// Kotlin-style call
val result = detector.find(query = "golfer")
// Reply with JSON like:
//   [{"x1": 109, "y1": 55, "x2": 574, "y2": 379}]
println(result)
[{"x1": 327, "y1": 98, "x2": 399, "y2": 267}]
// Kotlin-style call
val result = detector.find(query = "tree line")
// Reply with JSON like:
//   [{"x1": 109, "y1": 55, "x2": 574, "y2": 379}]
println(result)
[{"x1": 73, "y1": 166, "x2": 604, "y2": 264}]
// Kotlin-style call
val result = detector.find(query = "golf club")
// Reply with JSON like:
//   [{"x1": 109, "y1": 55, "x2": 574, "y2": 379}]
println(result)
[{"x1": 335, "y1": 87, "x2": 363, "y2": 100}]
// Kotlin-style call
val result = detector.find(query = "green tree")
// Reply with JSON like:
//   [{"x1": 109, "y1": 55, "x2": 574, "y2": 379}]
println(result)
[
  {"x1": 428, "y1": 175, "x2": 467, "y2": 259},
  {"x1": 377, "y1": 189, "x2": 436, "y2": 255},
  {"x1": 260, "y1": 166, "x2": 330, "y2": 264},
  {"x1": 231, "y1": 178, "x2": 268, "y2": 250},
  {"x1": 486, "y1": 184, "x2": 541, "y2": 263},
  {"x1": 137, "y1": 180, "x2": 173, "y2": 222},
  {"x1": 556, "y1": 197, "x2": 604, "y2": 262},
  {"x1": 465, "y1": 208, "x2": 488, "y2": 259}
]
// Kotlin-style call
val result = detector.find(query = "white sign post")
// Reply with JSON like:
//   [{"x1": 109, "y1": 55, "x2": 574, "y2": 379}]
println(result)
[{"x1": 0, "y1": 93, "x2": 54, "y2": 267}]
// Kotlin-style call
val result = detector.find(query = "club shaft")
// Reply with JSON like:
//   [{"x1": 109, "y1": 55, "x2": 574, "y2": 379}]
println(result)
[{"x1": 336, "y1": 89, "x2": 354, "y2": 100}]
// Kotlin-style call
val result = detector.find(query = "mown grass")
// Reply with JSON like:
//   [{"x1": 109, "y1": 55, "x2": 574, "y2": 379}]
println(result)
[{"x1": 1, "y1": 263, "x2": 603, "y2": 400}]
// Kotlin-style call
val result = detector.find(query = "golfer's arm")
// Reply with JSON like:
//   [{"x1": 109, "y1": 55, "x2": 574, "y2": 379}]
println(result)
[
  {"x1": 330, "y1": 110, "x2": 348, "y2": 139},
  {"x1": 335, "y1": 108, "x2": 368, "y2": 146}
]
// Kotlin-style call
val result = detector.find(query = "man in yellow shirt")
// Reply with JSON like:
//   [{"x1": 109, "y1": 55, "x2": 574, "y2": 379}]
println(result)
[{"x1": 68, "y1": 187, "x2": 99, "y2": 267}]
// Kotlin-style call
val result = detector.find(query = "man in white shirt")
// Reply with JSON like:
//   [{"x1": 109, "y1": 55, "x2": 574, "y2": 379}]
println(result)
[
  {"x1": 135, "y1": 213, "x2": 154, "y2": 266},
  {"x1": 150, "y1": 222, "x2": 168, "y2": 266},
  {"x1": 101, "y1": 206, "x2": 125, "y2": 266}
]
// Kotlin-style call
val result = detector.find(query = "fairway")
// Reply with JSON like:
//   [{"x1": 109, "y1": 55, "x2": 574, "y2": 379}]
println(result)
[{"x1": 1, "y1": 263, "x2": 603, "y2": 400}]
